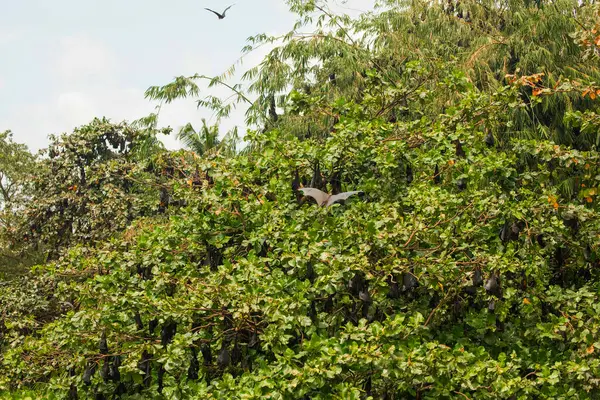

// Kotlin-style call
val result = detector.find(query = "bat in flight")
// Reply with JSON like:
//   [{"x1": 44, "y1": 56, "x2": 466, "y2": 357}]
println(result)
[
  {"x1": 204, "y1": 4, "x2": 234, "y2": 19},
  {"x1": 298, "y1": 187, "x2": 363, "y2": 207}
]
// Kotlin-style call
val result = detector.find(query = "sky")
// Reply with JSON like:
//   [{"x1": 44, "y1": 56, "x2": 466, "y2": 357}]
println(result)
[{"x1": 0, "y1": 0, "x2": 375, "y2": 153}]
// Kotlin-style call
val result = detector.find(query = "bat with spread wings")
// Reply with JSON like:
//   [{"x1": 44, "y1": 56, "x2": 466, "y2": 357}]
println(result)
[
  {"x1": 298, "y1": 187, "x2": 363, "y2": 207},
  {"x1": 204, "y1": 4, "x2": 234, "y2": 19}
]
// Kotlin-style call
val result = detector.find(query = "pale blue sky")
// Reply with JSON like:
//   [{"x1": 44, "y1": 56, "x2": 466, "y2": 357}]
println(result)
[{"x1": 0, "y1": 0, "x2": 373, "y2": 152}]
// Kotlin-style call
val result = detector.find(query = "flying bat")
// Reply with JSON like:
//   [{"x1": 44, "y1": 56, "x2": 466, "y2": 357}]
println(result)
[
  {"x1": 204, "y1": 4, "x2": 234, "y2": 19},
  {"x1": 298, "y1": 187, "x2": 363, "y2": 207}
]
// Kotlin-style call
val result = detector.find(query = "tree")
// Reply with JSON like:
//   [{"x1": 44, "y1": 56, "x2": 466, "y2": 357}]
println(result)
[
  {"x1": 3, "y1": 1, "x2": 600, "y2": 398},
  {"x1": 0, "y1": 131, "x2": 34, "y2": 209},
  {"x1": 0, "y1": 131, "x2": 36, "y2": 277},
  {"x1": 178, "y1": 119, "x2": 222, "y2": 156}
]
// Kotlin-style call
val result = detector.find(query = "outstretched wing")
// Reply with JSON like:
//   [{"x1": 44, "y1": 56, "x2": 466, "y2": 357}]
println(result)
[
  {"x1": 326, "y1": 191, "x2": 363, "y2": 206},
  {"x1": 204, "y1": 8, "x2": 222, "y2": 18},
  {"x1": 222, "y1": 4, "x2": 235, "y2": 15},
  {"x1": 298, "y1": 187, "x2": 330, "y2": 206}
]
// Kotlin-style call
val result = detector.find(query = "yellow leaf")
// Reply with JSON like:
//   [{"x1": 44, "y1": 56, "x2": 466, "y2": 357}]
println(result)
[
  {"x1": 523, "y1": 298, "x2": 531, "y2": 305},
  {"x1": 448, "y1": 159, "x2": 455, "y2": 166}
]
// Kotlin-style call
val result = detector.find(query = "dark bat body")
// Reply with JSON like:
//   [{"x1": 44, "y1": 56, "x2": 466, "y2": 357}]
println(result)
[
  {"x1": 298, "y1": 187, "x2": 363, "y2": 207},
  {"x1": 205, "y1": 5, "x2": 234, "y2": 19}
]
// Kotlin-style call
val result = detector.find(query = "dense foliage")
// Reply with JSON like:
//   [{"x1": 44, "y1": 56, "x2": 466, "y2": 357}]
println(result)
[{"x1": 2, "y1": 0, "x2": 600, "y2": 399}]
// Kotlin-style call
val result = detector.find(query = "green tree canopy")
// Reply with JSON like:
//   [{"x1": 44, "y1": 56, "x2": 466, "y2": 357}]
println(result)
[{"x1": 2, "y1": 1, "x2": 600, "y2": 399}]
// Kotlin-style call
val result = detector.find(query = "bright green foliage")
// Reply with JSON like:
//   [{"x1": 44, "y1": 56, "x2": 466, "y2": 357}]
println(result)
[
  {"x1": 2, "y1": 1, "x2": 600, "y2": 399},
  {"x1": 0, "y1": 131, "x2": 36, "y2": 277},
  {"x1": 0, "y1": 131, "x2": 34, "y2": 208},
  {"x1": 15, "y1": 118, "x2": 181, "y2": 260},
  {"x1": 177, "y1": 119, "x2": 239, "y2": 157}
]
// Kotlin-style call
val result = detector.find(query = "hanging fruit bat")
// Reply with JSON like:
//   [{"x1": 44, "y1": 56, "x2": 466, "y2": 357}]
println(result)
[
  {"x1": 324, "y1": 294, "x2": 334, "y2": 313},
  {"x1": 157, "y1": 365, "x2": 165, "y2": 394},
  {"x1": 109, "y1": 356, "x2": 121, "y2": 382},
  {"x1": 584, "y1": 244, "x2": 592, "y2": 261},
  {"x1": 485, "y1": 132, "x2": 495, "y2": 147},
  {"x1": 484, "y1": 273, "x2": 502, "y2": 297},
  {"x1": 99, "y1": 331, "x2": 108, "y2": 355},
  {"x1": 360, "y1": 287, "x2": 371, "y2": 319},
  {"x1": 68, "y1": 383, "x2": 78, "y2": 400},
  {"x1": 305, "y1": 262, "x2": 316, "y2": 283},
  {"x1": 402, "y1": 270, "x2": 418, "y2": 292},
  {"x1": 138, "y1": 351, "x2": 152, "y2": 387},
  {"x1": 201, "y1": 344, "x2": 213, "y2": 366},
  {"x1": 434, "y1": 164, "x2": 441, "y2": 184},
  {"x1": 406, "y1": 164, "x2": 413, "y2": 184},
  {"x1": 165, "y1": 282, "x2": 176, "y2": 297},
  {"x1": 562, "y1": 215, "x2": 579, "y2": 235},
  {"x1": 268, "y1": 94, "x2": 278, "y2": 122},
  {"x1": 359, "y1": 287, "x2": 372, "y2": 304},
  {"x1": 188, "y1": 348, "x2": 199, "y2": 380},
  {"x1": 148, "y1": 318, "x2": 158, "y2": 336},
  {"x1": 292, "y1": 169, "x2": 300, "y2": 193},
  {"x1": 241, "y1": 349, "x2": 252, "y2": 371},
  {"x1": 310, "y1": 162, "x2": 323, "y2": 189},
  {"x1": 348, "y1": 272, "x2": 365, "y2": 296},
  {"x1": 231, "y1": 341, "x2": 242, "y2": 366},
  {"x1": 82, "y1": 361, "x2": 97, "y2": 386},
  {"x1": 298, "y1": 187, "x2": 363, "y2": 207},
  {"x1": 499, "y1": 221, "x2": 520, "y2": 242},
  {"x1": 161, "y1": 321, "x2": 177, "y2": 346},
  {"x1": 454, "y1": 140, "x2": 466, "y2": 158},
  {"x1": 329, "y1": 170, "x2": 342, "y2": 195},
  {"x1": 101, "y1": 358, "x2": 110, "y2": 383},
  {"x1": 114, "y1": 383, "x2": 126, "y2": 397},
  {"x1": 204, "y1": 5, "x2": 234, "y2": 19},
  {"x1": 364, "y1": 376, "x2": 372, "y2": 397},
  {"x1": 309, "y1": 300, "x2": 317, "y2": 321},
  {"x1": 134, "y1": 312, "x2": 144, "y2": 331},
  {"x1": 388, "y1": 109, "x2": 397, "y2": 123},
  {"x1": 387, "y1": 274, "x2": 400, "y2": 299},
  {"x1": 217, "y1": 343, "x2": 231, "y2": 368},
  {"x1": 473, "y1": 268, "x2": 483, "y2": 286}
]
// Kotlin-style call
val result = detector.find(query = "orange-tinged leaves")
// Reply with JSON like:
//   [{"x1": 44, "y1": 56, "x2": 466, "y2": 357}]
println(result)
[
  {"x1": 587, "y1": 345, "x2": 595, "y2": 355},
  {"x1": 523, "y1": 298, "x2": 531, "y2": 305},
  {"x1": 448, "y1": 159, "x2": 455, "y2": 166}
]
